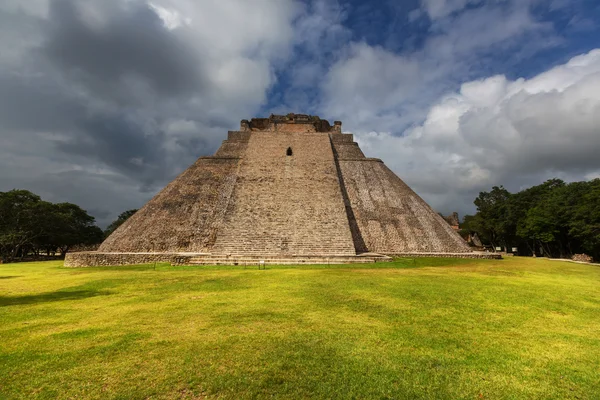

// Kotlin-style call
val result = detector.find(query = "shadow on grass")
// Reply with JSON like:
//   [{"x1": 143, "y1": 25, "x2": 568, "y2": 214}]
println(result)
[
  {"x1": 0, "y1": 289, "x2": 112, "y2": 307},
  {"x1": 0, "y1": 276, "x2": 21, "y2": 279}
]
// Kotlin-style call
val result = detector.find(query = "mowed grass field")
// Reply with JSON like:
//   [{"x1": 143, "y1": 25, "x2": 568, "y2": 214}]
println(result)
[{"x1": 1, "y1": 257, "x2": 599, "y2": 399}]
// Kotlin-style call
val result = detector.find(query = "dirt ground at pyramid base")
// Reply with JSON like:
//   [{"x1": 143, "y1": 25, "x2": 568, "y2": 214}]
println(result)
[{"x1": 1, "y1": 257, "x2": 599, "y2": 400}]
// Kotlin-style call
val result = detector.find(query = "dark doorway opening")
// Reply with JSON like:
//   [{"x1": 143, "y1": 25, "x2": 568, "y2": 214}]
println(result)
[{"x1": 286, "y1": 147, "x2": 293, "y2": 156}]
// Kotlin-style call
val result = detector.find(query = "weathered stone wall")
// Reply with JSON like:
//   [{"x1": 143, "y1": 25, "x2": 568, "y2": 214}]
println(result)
[
  {"x1": 210, "y1": 131, "x2": 356, "y2": 256},
  {"x1": 214, "y1": 140, "x2": 248, "y2": 157},
  {"x1": 227, "y1": 131, "x2": 252, "y2": 141},
  {"x1": 572, "y1": 254, "x2": 593, "y2": 263},
  {"x1": 331, "y1": 134, "x2": 365, "y2": 159},
  {"x1": 335, "y1": 144, "x2": 472, "y2": 253},
  {"x1": 242, "y1": 114, "x2": 338, "y2": 133},
  {"x1": 64, "y1": 250, "x2": 498, "y2": 267},
  {"x1": 99, "y1": 135, "x2": 249, "y2": 253},
  {"x1": 64, "y1": 252, "x2": 185, "y2": 267},
  {"x1": 391, "y1": 252, "x2": 501, "y2": 259}
]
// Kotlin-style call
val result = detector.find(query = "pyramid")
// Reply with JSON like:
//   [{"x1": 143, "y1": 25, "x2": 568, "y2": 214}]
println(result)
[{"x1": 66, "y1": 114, "x2": 483, "y2": 267}]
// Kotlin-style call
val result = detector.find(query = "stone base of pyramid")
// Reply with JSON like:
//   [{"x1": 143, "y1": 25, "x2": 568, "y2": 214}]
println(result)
[
  {"x1": 64, "y1": 251, "x2": 500, "y2": 267},
  {"x1": 389, "y1": 252, "x2": 502, "y2": 259},
  {"x1": 64, "y1": 252, "x2": 393, "y2": 267}
]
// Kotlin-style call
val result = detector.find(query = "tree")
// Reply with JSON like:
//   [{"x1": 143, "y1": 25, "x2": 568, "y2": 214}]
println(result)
[
  {"x1": 0, "y1": 190, "x2": 49, "y2": 259},
  {"x1": 0, "y1": 190, "x2": 103, "y2": 261},
  {"x1": 518, "y1": 205, "x2": 557, "y2": 256},
  {"x1": 49, "y1": 203, "x2": 104, "y2": 254},
  {"x1": 513, "y1": 179, "x2": 565, "y2": 256},
  {"x1": 104, "y1": 209, "x2": 138, "y2": 238},
  {"x1": 460, "y1": 214, "x2": 485, "y2": 237},
  {"x1": 567, "y1": 179, "x2": 600, "y2": 258},
  {"x1": 465, "y1": 178, "x2": 600, "y2": 260},
  {"x1": 473, "y1": 186, "x2": 513, "y2": 250}
]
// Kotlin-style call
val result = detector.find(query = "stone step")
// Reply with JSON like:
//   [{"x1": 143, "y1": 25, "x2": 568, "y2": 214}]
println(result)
[
  {"x1": 188, "y1": 258, "x2": 383, "y2": 261},
  {"x1": 185, "y1": 259, "x2": 386, "y2": 266},
  {"x1": 190, "y1": 254, "x2": 375, "y2": 259},
  {"x1": 179, "y1": 253, "x2": 392, "y2": 266}
]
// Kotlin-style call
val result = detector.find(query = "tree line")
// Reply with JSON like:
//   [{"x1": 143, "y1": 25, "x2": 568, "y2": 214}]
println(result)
[
  {"x1": 461, "y1": 178, "x2": 600, "y2": 260},
  {"x1": 0, "y1": 189, "x2": 106, "y2": 262}
]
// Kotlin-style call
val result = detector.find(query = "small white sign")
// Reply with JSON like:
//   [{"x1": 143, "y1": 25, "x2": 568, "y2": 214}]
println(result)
[{"x1": 495, "y1": 247, "x2": 502, "y2": 251}]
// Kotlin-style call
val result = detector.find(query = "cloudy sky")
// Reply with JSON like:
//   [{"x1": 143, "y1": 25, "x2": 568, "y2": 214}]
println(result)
[{"x1": 1, "y1": 0, "x2": 600, "y2": 227}]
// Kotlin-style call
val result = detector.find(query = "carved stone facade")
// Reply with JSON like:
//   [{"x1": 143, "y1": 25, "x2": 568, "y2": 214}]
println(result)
[
  {"x1": 240, "y1": 113, "x2": 342, "y2": 133},
  {"x1": 66, "y1": 114, "x2": 477, "y2": 267},
  {"x1": 443, "y1": 212, "x2": 460, "y2": 231}
]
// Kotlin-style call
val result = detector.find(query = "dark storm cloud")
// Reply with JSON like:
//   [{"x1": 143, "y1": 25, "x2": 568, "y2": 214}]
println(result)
[
  {"x1": 0, "y1": 73, "x2": 84, "y2": 132},
  {"x1": 42, "y1": 0, "x2": 204, "y2": 98},
  {"x1": 62, "y1": 114, "x2": 166, "y2": 178},
  {"x1": 27, "y1": 168, "x2": 153, "y2": 228},
  {"x1": 0, "y1": 0, "x2": 219, "y2": 187},
  {"x1": 0, "y1": 69, "x2": 174, "y2": 184},
  {"x1": 0, "y1": 0, "x2": 225, "y2": 226}
]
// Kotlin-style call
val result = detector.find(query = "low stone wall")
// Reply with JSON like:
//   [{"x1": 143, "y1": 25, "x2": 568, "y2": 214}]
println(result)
[
  {"x1": 65, "y1": 251, "x2": 501, "y2": 267},
  {"x1": 572, "y1": 254, "x2": 593, "y2": 263},
  {"x1": 390, "y1": 252, "x2": 502, "y2": 260},
  {"x1": 64, "y1": 252, "x2": 186, "y2": 267}
]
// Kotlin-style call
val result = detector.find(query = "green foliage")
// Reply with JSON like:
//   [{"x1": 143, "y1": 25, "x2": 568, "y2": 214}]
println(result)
[
  {"x1": 0, "y1": 190, "x2": 103, "y2": 261},
  {"x1": 104, "y1": 209, "x2": 138, "y2": 238},
  {"x1": 467, "y1": 179, "x2": 600, "y2": 259},
  {"x1": 1, "y1": 258, "x2": 599, "y2": 399},
  {"x1": 0, "y1": 190, "x2": 46, "y2": 258},
  {"x1": 472, "y1": 186, "x2": 514, "y2": 248},
  {"x1": 567, "y1": 179, "x2": 600, "y2": 255}
]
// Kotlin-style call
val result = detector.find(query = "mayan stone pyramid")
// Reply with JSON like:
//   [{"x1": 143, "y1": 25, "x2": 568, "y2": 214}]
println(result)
[{"x1": 66, "y1": 114, "x2": 475, "y2": 267}]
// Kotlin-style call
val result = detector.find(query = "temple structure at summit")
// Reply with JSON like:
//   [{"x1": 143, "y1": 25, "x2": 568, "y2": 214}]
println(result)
[{"x1": 66, "y1": 114, "x2": 495, "y2": 267}]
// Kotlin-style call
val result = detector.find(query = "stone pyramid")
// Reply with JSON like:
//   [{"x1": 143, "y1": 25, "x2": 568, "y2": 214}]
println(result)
[{"x1": 66, "y1": 114, "x2": 476, "y2": 267}]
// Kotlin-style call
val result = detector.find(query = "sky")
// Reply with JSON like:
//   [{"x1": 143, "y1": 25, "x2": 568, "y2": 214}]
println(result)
[{"x1": 1, "y1": 0, "x2": 600, "y2": 227}]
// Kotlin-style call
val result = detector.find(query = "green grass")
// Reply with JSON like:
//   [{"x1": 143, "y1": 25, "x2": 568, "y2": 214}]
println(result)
[{"x1": 1, "y1": 257, "x2": 599, "y2": 399}]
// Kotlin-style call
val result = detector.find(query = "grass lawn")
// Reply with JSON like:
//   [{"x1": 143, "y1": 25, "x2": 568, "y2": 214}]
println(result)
[{"x1": 1, "y1": 257, "x2": 599, "y2": 399}]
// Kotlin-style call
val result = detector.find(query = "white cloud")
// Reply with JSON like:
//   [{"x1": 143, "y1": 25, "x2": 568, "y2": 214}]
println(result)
[
  {"x1": 323, "y1": 42, "x2": 421, "y2": 124},
  {"x1": 315, "y1": 0, "x2": 576, "y2": 216},
  {"x1": 355, "y1": 49, "x2": 600, "y2": 216},
  {"x1": 421, "y1": 0, "x2": 479, "y2": 20},
  {"x1": 148, "y1": 3, "x2": 190, "y2": 30},
  {"x1": 321, "y1": 0, "x2": 552, "y2": 134},
  {"x1": 150, "y1": 0, "x2": 300, "y2": 58}
]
